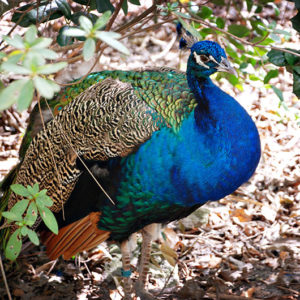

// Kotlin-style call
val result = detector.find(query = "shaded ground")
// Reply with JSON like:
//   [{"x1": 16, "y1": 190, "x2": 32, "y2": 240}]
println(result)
[{"x1": 0, "y1": 1, "x2": 300, "y2": 299}]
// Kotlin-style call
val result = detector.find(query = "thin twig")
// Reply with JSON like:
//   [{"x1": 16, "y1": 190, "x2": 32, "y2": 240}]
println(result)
[
  {"x1": 178, "y1": 13, "x2": 300, "y2": 58},
  {"x1": 0, "y1": 255, "x2": 12, "y2": 300}
]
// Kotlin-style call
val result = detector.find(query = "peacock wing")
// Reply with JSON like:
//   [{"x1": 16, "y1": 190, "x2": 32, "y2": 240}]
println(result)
[{"x1": 8, "y1": 78, "x2": 164, "y2": 215}]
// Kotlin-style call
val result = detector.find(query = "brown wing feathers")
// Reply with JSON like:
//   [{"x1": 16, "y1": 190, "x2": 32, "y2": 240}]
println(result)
[{"x1": 42, "y1": 212, "x2": 110, "y2": 260}]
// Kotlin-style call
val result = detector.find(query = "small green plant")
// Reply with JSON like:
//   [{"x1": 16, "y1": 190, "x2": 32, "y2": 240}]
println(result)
[
  {"x1": 1, "y1": 183, "x2": 58, "y2": 261},
  {"x1": 63, "y1": 12, "x2": 130, "y2": 61}
]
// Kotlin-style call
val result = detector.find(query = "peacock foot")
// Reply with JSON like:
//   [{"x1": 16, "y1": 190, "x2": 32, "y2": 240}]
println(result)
[{"x1": 134, "y1": 281, "x2": 157, "y2": 300}]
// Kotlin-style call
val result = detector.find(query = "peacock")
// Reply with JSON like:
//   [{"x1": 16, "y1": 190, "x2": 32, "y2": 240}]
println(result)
[{"x1": 0, "y1": 25, "x2": 261, "y2": 299}]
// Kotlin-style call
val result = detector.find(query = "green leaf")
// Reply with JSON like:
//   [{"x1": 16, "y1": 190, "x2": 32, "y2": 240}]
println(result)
[
  {"x1": 10, "y1": 199, "x2": 30, "y2": 216},
  {"x1": 94, "y1": 11, "x2": 111, "y2": 30},
  {"x1": 83, "y1": 38, "x2": 96, "y2": 61},
  {"x1": 36, "y1": 195, "x2": 53, "y2": 208},
  {"x1": 56, "y1": 0, "x2": 72, "y2": 19},
  {"x1": 216, "y1": 17, "x2": 225, "y2": 29},
  {"x1": 267, "y1": 49, "x2": 286, "y2": 67},
  {"x1": 38, "y1": 206, "x2": 58, "y2": 234},
  {"x1": 293, "y1": 70, "x2": 300, "y2": 98},
  {"x1": 37, "y1": 62, "x2": 67, "y2": 75},
  {"x1": 10, "y1": 183, "x2": 31, "y2": 197},
  {"x1": 271, "y1": 85, "x2": 284, "y2": 102},
  {"x1": 79, "y1": 16, "x2": 93, "y2": 33},
  {"x1": 24, "y1": 202, "x2": 38, "y2": 226},
  {"x1": 16, "y1": 79, "x2": 34, "y2": 111},
  {"x1": 32, "y1": 183, "x2": 39, "y2": 194},
  {"x1": 21, "y1": 226, "x2": 29, "y2": 236},
  {"x1": 5, "y1": 229, "x2": 22, "y2": 260},
  {"x1": 1, "y1": 62, "x2": 31, "y2": 75},
  {"x1": 95, "y1": 31, "x2": 129, "y2": 55},
  {"x1": 129, "y1": 0, "x2": 140, "y2": 4},
  {"x1": 33, "y1": 76, "x2": 60, "y2": 99},
  {"x1": 27, "y1": 229, "x2": 39, "y2": 245},
  {"x1": 57, "y1": 26, "x2": 74, "y2": 46},
  {"x1": 228, "y1": 24, "x2": 250, "y2": 37},
  {"x1": 291, "y1": 11, "x2": 300, "y2": 33},
  {"x1": 25, "y1": 25, "x2": 37, "y2": 44},
  {"x1": 199, "y1": 6, "x2": 212, "y2": 19},
  {"x1": 63, "y1": 28, "x2": 86, "y2": 37},
  {"x1": 30, "y1": 37, "x2": 53, "y2": 49},
  {"x1": 1, "y1": 211, "x2": 23, "y2": 222},
  {"x1": 3, "y1": 35, "x2": 24, "y2": 49},
  {"x1": 95, "y1": 0, "x2": 114, "y2": 13},
  {"x1": 38, "y1": 49, "x2": 59, "y2": 60},
  {"x1": 122, "y1": 0, "x2": 128, "y2": 15},
  {"x1": 285, "y1": 51, "x2": 300, "y2": 66},
  {"x1": 264, "y1": 69, "x2": 279, "y2": 84}
]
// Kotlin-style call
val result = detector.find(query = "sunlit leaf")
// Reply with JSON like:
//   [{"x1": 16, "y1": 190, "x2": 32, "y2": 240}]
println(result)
[
  {"x1": 33, "y1": 76, "x2": 60, "y2": 99},
  {"x1": 95, "y1": 31, "x2": 129, "y2": 55},
  {"x1": 37, "y1": 62, "x2": 67, "y2": 75},
  {"x1": 83, "y1": 38, "x2": 96, "y2": 61},
  {"x1": 94, "y1": 11, "x2": 111, "y2": 30},
  {"x1": 16, "y1": 79, "x2": 34, "y2": 111},
  {"x1": 79, "y1": 15, "x2": 93, "y2": 33}
]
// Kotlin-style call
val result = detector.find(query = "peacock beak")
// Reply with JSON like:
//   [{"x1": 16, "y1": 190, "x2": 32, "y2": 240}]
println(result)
[{"x1": 216, "y1": 57, "x2": 238, "y2": 77}]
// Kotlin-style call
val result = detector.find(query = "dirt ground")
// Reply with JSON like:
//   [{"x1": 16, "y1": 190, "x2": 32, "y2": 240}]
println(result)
[{"x1": 0, "y1": 1, "x2": 299, "y2": 299}]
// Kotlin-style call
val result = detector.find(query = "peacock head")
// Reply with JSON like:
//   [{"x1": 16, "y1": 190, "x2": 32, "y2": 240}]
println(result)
[
  {"x1": 177, "y1": 23, "x2": 237, "y2": 78},
  {"x1": 188, "y1": 41, "x2": 237, "y2": 78}
]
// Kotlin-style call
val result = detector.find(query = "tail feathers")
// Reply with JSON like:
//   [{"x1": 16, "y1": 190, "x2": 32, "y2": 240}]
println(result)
[{"x1": 41, "y1": 212, "x2": 110, "y2": 260}]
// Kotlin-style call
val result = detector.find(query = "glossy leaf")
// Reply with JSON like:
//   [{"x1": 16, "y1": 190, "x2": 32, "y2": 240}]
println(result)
[
  {"x1": 285, "y1": 51, "x2": 300, "y2": 66},
  {"x1": 5, "y1": 229, "x2": 22, "y2": 260},
  {"x1": 264, "y1": 69, "x2": 279, "y2": 84},
  {"x1": 291, "y1": 11, "x2": 300, "y2": 32},
  {"x1": 55, "y1": 0, "x2": 72, "y2": 19},
  {"x1": 267, "y1": 50, "x2": 286, "y2": 66},
  {"x1": 293, "y1": 71, "x2": 300, "y2": 97},
  {"x1": 95, "y1": 0, "x2": 114, "y2": 13},
  {"x1": 57, "y1": 26, "x2": 74, "y2": 46}
]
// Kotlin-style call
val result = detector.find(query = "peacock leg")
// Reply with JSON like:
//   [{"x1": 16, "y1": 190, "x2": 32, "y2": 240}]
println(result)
[
  {"x1": 120, "y1": 240, "x2": 132, "y2": 299},
  {"x1": 135, "y1": 223, "x2": 159, "y2": 300}
]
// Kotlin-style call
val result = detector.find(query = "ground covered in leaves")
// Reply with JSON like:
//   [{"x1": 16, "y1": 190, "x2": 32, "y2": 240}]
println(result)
[{"x1": 1, "y1": 2, "x2": 300, "y2": 300}]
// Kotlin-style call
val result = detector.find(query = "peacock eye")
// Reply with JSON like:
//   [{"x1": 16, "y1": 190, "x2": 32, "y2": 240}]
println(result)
[{"x1": 200, "y1": 55, "x2": 209, "y2": 62}]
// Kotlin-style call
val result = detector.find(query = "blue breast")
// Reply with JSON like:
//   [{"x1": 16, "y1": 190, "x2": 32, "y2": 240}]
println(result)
[{"x1": 119, "y1": 79, "x2": 261, "y2": 207}]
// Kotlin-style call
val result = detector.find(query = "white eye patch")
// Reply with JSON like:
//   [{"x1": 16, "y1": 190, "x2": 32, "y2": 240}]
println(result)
[{"x1": 193, "y1": 52, "x2": 210, "y2": 69}]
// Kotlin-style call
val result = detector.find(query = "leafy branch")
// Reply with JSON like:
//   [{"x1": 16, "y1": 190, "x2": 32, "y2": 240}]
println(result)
[{"x1": 1, "y1": 183, "x2": 58, "y2": 261}]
